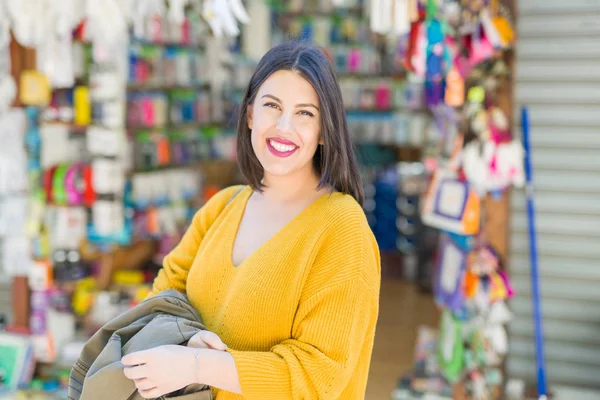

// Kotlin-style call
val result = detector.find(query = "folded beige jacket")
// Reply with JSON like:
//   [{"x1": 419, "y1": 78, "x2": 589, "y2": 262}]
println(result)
[{"x1": 69, "y1": 289, "x2": 212, "y2": 400}]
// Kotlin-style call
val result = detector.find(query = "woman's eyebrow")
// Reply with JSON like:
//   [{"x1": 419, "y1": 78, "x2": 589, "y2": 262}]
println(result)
[
  {"x1": 261, "y1": 94, "x2": 320, "y2": 111},
  {"x1": 296, "y1": 103, "x2": 320, "y2": 111},
  {"x1": 261, "y1": 94, "x2": 282, "y2": 103}
]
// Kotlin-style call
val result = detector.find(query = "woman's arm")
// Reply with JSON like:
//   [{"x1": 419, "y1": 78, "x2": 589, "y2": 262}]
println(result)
[{"x1": 148, "y1": 186, "x2": 244, "y2": 296}]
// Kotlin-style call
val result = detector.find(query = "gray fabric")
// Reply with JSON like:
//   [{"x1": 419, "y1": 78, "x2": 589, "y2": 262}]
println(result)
[{"x1": 69, "y1": 290, "x2": 212, "y2": 400}]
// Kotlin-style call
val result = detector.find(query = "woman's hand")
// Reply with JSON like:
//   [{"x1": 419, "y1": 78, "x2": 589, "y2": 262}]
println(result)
[
  {"x1": 121, "y1": 345, "x2": 199, "y2": 398},
  {"x1": 187, "y1": 330, "x2": 228, "y2": 350}
]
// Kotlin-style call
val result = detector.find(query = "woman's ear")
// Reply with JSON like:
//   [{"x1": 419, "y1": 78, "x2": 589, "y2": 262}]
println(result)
[{"x1": 247, "y1": 104, "x2": 253, "y2": 130}]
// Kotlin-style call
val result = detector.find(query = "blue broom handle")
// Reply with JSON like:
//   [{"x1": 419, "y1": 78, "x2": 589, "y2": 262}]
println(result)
[{"x1": 521, "y1": 106, "x2": 548, "y2": 398}]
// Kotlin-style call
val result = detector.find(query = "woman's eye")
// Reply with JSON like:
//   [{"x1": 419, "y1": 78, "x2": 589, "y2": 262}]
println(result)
[
  {"x1": 264, "y1": 102, "x2": 280, "y2": 110},
  {"x1": 299, "y1": 110, "x2": 314, "y2": 117}
]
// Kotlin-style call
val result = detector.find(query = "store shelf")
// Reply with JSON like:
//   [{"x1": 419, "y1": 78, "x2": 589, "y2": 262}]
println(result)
[
  {"x1": 130, "y1": 159, "x2": 239, "y2": 175},
  {"x1": 130, "y1": 38, "x2": 204, "y2": 49},
  {"x1": 127, "y1": 82, "x2": 209, "y2": 91},
  {"x1": 131, "y1": 162, "x2": 202, "y2": 174},
  {"x1": 337, "y1": 72, "x2": 406, "y2": 79},
  {"x1": 127, "y1": 122, "x2": 224, "y2": 131},
  {"x1": 276, "y1": 7, "x2": 363, "y2": 17},
  {"x1": 346, "y1": 108, "x2": 396, "y2": 114},
  {"x1": 39, "y1": 121, "x2": 88, "y2": 132}
]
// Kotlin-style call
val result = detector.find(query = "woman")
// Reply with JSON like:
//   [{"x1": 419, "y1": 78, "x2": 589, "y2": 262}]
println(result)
[{"x1": 121, "y1": 41, "x2": 381, "y2": 399}]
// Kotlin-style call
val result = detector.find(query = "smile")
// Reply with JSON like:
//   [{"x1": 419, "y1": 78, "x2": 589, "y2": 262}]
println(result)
[{"x1": 267, "y1": 138, "x2": 298, "y2": 157}]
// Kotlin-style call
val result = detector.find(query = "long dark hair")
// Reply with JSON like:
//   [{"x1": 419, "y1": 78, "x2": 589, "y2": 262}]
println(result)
[{"x1": 236, "y1": 41, "x2": 364, "y2": 205}]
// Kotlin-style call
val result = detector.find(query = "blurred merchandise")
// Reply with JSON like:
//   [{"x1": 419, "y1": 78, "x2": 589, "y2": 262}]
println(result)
[{"x1": 0, "y1": 1, "x2": 533, "y2": 399}]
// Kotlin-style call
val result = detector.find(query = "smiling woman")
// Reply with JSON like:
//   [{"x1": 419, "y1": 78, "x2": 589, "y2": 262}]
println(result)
[
  {"x1": 248, "y1": 70, "x2": 322, "y2": 179},
  {"x1": 237, "y1": 41, "x2": 364, "y2": 205},
  {"x1": 127, "y1": 42, "x2": 381, "y2": 400}
]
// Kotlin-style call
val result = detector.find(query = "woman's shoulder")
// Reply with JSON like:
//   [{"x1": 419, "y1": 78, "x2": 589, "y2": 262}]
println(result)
[
  {"x1": 192, "y1": 185, "x2": 247, "y2": 223},
  {"x1": 318, "y1": 192, "x2": 370, "y2": 232},
  {"x1": 205, "y1": 185, "x2": 248, "y2": 208},
  {"x1": 313, "y1": 192, "x2": 378, "y2": 256}
]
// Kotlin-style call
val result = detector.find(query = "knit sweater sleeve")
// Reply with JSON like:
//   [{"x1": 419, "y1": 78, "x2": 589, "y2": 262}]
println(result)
[
  {"x1": 148, "y1": 185, "x2": 244, "y2": 296},
  {"x1": 226, "y1": 210, "x2": 381, "y2": 399}
]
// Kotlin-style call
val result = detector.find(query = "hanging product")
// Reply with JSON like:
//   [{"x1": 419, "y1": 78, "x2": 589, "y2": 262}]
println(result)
[
  {"x1": 0, "y1": 11, "x2": 16, "y2": 111},
  {"x1": 461, "y1": 139, "x2": 525, "y2": 197},
  {"x1": 370, "y1": 0, "x2": 412, "y2": 35},
  {"x1": 401, "y1": 1, "x2": 520, "y2": 397},
  {"x1": 20, "y1": 71, "x2": 51, "y2": 106},
  {"x1": 434, "y1": 233, "x2": 467, "y2": 312},
  {"x1": 200, "y1": 0, "x2": 250, "y2": 37},
  {"x1": 421, "y1": 169, "x2": 480, "y2": 235},
  {"x1": 437, "y1": 309, "x2": 464, "y2": 383}
]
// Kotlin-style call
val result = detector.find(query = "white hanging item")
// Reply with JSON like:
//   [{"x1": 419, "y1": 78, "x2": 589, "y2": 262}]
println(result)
[
  {"x1": 393, "y1": 0, "x2": 410, "y2": 35},
  {"x1": 0, "y1": 8, "x2": 16, "y2": 113},
  {"x1": 0, "y1": 75, "x2": 17, "y2": 113},
  {"x1": 200, "y1": 0, "x2": 249, "y2": 38},
  {"x1": 488, "y1": 301, "x2": 512, "y2": 325},
  {"x1": 485, "y1": 325, "x2": 508, "y2": 355},
  {"x1": 6, "y1": 0, "x2": 45, "y2": 48},
  {"x1": 215, "y1": 0, "x2": 240, "y2": 37},
  {"x1": 228, "y1": 0, "x2": 250, "y2": 24},
  {"x1": 461, "y1": 139, "x2": 525, "y2": 195},
  {"x1": 85, "y1": 0, "x2": 128, "y2": 57},
  {"x1": 36, "y1": 0, "x2": 79, "y2": 89},
  {"x1": 202, "y1": 0, "x2": 223, "y2": 38},
  {"x1": 371, "y1": 0, "x2": 393, "y2": 34},
  {"x1": 0, "y1": 0, "x2": 12, "y2": 74}
]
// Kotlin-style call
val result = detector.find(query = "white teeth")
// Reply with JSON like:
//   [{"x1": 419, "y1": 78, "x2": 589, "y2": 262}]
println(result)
[{"x1": 269, "y1": 139, "x2": 296, "y2": 153}]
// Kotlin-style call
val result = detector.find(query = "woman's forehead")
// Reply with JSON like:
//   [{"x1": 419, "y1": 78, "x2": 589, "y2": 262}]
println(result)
[{"x1": 258, "y1": 70, "x2": 319, "y2": 104}]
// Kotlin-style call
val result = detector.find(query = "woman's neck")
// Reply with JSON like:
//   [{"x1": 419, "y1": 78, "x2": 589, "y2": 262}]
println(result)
[{"x1": 261, "y1": 168, "x2": 324, "y2": 204}]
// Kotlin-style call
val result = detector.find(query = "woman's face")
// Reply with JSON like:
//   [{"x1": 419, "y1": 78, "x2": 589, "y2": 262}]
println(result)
[{"x1": 247, "y1": 70, "x2": 322, "y2": 181}]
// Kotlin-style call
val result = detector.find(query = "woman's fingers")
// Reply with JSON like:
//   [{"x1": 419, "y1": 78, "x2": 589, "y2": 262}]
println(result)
[
  {"x1": 138, "y1": 387, "x2": 162, "y2": 399},
  {"x1": 187, "y1": 330, "x2": 227, "y2": 350},
  {"x1": 134, "y1": 377, "x2": 156, "y2": 391},
  {"x1": 202, "y1": 331, "x2": 228, "y2": 350},
  {"x1": 123, "y1": 364, "x2": 149, "y2": 380},
  {"x1": 187, "y1": 333, "x2": 209, "y2": 349}
]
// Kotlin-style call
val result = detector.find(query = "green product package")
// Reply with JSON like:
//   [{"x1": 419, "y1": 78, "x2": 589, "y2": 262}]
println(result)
[{"x1": 437, "y1": 309, "x2": 464, "y2": 383}]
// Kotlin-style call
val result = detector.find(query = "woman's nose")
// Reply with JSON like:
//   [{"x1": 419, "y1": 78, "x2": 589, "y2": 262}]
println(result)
[{"x1": 276, "y1": 114, "x2": 294, "y2": 135}]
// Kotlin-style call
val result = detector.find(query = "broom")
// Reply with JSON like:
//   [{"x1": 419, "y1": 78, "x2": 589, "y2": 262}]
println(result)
[{"x1": 521, "y1": 106, "x2": 548, "y2": 400}]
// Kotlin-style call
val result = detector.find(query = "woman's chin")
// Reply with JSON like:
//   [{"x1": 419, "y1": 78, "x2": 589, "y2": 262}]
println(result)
[{"x1": 262, "y1": 164, "x2": 296, "y2": 178}]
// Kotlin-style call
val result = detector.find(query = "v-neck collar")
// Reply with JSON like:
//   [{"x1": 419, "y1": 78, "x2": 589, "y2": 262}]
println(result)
[{"x1": 227, "y1": 186, "x2": 340, "y2": 268}]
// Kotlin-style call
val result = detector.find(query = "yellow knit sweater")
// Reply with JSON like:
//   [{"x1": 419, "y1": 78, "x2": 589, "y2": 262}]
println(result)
[{"x1": 149, "y1": 185, "x2": 381, "y2": 399}]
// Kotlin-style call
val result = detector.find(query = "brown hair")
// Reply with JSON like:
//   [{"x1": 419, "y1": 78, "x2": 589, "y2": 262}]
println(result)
[{"x1": 235, "y1": 41, "x2": 364, "y2": 205}]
